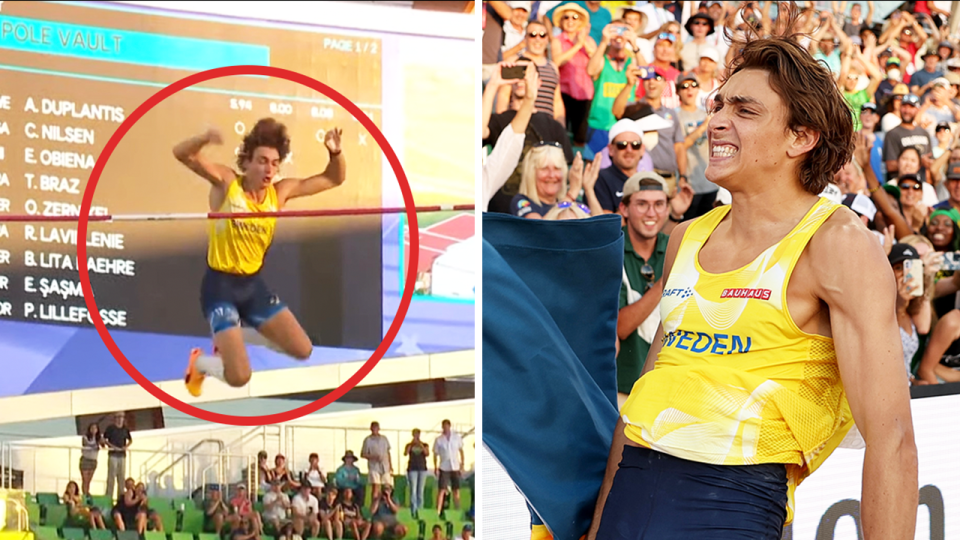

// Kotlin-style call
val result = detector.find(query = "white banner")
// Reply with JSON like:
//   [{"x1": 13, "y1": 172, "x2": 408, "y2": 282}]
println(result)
[{"x1": 788, "y1": 393, "x2": 959, "y2": 540}]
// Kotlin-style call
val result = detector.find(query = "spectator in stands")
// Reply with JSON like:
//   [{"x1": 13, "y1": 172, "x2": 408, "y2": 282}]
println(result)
[
  {"x1": 230, "y1": 485, "x2": 261, "y2": 535},
  {"x1": 204, "y1": 486, "x2": 235, "y2": 535},
  {"x1": 460, "y1": 524, "x2": 473, "y2": 540},
  {"x1": 63, "y1": 480, "x2": 105, "y2": 529},
  {"x1": 291, "y1": 484, "x2": 320, "y2": 539},
  {"x1": 889, "y1": 243, "x2": 934, "y2": 385},
  {"x1": 881, "y1": 83, "x2": 910, "y2": 132},
  {"x1": 614, "y1": 66, "x2": 686, "y2": 182},
  {"x1": 135, "y1": 482, "x2": 164, "y2": 532},
  {"x1": 542, "y1": 200, "x2": 593, "y2": 220},
  {"x1": 838, "y1": 44, "x2": 884, "y2": 131},
  {"x1": 884, "y1": 94, "x2": 933, "y2": 181},
  {"x1": 273, "y1": 455, "x2": 301, "y2": 492},
  {"x1": 594, "y1": 119, "x2": 646, "y2": 213},
  {"x1": 361, "y1": 421, "x2": 393, "y2": 505},
  {"x1": 637, "y1": 34, "x2": 681, "y2": 109},
  {"x1": 403, "y1": 428, "x2": 429, "y2": 518},
  {"x1": 318, "y1": 487, "x2": 342, "y2": 540},
  {"x1": 103, "y1": 411, "x2": 131, "y2": 502},
  {"x1": 932, "y1": 122, "x2": 954, "y2": 160},
  {"x1": 482, "y1": 2, "x2": 511, "y2": 68},
  {"x1": 79, "y1": 423, "x2": 103, "y2": 496},
  {"x1": 339, "y1": 488, "x2": 370, "y2": 540},
  {"x1": 230, "y1": 513, "x2": 260, "y2": 540},
  {"x1": 370, "y1": 485, "x2": 407, "y2": 539},
  {"x1": 690, "y1": 47, "x2": 721, "y2": 111},
  {"x1": 895, "y1": 173, "x2": 931, "y2": 233},
  {"x1": 501, "y1": 1, "x2": 530, "y2": 60},
  {"x1": 429, "y1": 524, "x2": 446, "y2": 540},
  {"x1": 934, "y1": 162, "x2": 960, "y2": 213},
  {"x1": 680, "y1": 13, "x2": 715, "y2": 73},
  {"x1": 677, "y1": 73, "x2": 716, "y2": 219},
  {"x1": 614, "y1": 173, "x2": 676, "y2": 408},
  {"x1": 882, "y1": 11, "x2": 929, "y2": 71},
  {"x1": 499, "y1": 20, "x2": 564, "y2": 123},
  {"x1": 859, "y1": 103, "x2": 885, "y2": 180},
  {"x1": 334, "y1": 450, "x2": 364, "y2": 506},
  {"x1": 482, "y1": 63, "x2": 540, "y2": 212},
  {"x1": 808, "y1": 11, "x2": 852, "y2": 76},
  {"x1": 509, "y1": 143, "x2": 577, "y2": 218},
  {"x1": 484, "y1": 64, "x2": 573, "y2": 214},
  {"x1": 551, "y1": 2, "x2": 596, "y2": 148},
  {"x1": 261, "y1": 480, "x2": 290, "y2": 534},
  {"x1": 433, "y1": 419, "x2": 464, "y2": 516},
  {"x1": 278, "y1": 522, "x2": 301, "y2": 540},
  {"x1": 112, "y1": 478, "x2": 145, "y2": 533},
  {"x1": 257, "y1": 451, "x2": 274, "y2": 492},
  {"x1": 303, "y1": 453, "x2": 326, "y2": 498},
  {"x1": 586, "y1": 21, "x2": 640, "y2": 155},
  {"x1": 891, "y1": 146, "x2": 939, "y2": 208},
  {"x1": 840, "y1": 2, "x2": 874, "y2": 37},
  {"x1": 910, "y1": 51, "x2": 945, "y2": 96}
]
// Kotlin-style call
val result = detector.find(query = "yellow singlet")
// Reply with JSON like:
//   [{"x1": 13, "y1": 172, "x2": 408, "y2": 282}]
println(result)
[
  {"x1": 206, "y1": 177, "x2": 278, "y2": 275},
  {"x1": 619, "y1": 197, "x2": 855, "y2": 523}
]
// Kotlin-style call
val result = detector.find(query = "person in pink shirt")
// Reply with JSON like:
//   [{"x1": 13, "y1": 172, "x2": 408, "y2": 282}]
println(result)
[{"x1": 551, "y1": 3, "x2": 597, "y2": 147}]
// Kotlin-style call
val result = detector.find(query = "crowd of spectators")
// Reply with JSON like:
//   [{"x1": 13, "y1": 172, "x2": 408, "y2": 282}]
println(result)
[{"x1": 482, "y1": 0, "x2": 960, "y2": 393}]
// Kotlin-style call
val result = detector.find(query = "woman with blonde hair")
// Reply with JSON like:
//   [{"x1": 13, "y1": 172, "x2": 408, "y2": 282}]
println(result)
[{"x1": 511, "y1": 145, "x2": 602, "y2": 219}]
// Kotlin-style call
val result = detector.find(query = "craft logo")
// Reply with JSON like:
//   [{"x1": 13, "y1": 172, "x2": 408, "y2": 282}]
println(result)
[{"x1": 721, "y1": 287, "x2": 771, "y2": 300}]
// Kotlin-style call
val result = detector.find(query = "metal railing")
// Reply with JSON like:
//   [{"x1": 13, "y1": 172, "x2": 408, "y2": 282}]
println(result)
[{"x1": 150, "y1": 439, "x2": 224, "y2": 483}]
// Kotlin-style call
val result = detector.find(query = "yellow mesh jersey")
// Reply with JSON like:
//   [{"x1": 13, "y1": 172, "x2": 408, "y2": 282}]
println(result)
[
  {"x1": 619, "y1": 197, "x2": 855, "y2": 524},
  {"x1": 207, "y1": 178, "x2": 278, "y2": 275}
]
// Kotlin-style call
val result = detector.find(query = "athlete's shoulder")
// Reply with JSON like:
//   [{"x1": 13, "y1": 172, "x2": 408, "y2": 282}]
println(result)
[{"x1": 808, "y1": 202, "x2": 887, "y2": 275}]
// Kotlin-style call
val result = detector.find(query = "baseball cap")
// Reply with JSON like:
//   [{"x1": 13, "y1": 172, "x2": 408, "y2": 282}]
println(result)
[
  {"x1": 936, "y1": 122, "x2": 952, "y2": 133},
  {"x1": 892, "y1": 83, "x2": 910, "y2": 96},
  {"x1": 656, "y1": 32, "x2": 676, "y2": 44},
  {"x1": 898, "y1": 173, "x2": 922, "y2": 187},
  {"x1": 860, "y1": 102, "x2": 878, "y2": 112},
  {"x1": 946, "y1": 161, "x2": 960, "y2": 180},
  {"x1": 841, "y1": 193, "x2": 877, "y2": 222},
  {"x1": 676, "y1": 74, "x2": 699, "y2": 88},
  {"x1": 902, "y1": 94, "x2": 921, "y2": 107},
  {"x1": 622, "y1": 171, "x2": 668, "y2": 198},
  {"x1": 948, "y1": 57, "x2": 960, "y2": 69},
  {"x1": 888, "y1": 243, "x2": 919, "y2": 266},
  {"x1": 946, "y1": 72, "x2": 960, "y2": 85},
  {"x1": 507, "y1": 0, "x2": 531, "y2": 10},
  {"x1": 940, "y1": 40, "x2": 955, "y2": 52},
  {"x1": 699, "y1": 46, "x2": 720, "y2": 64},
  {"x1": 635, "y1": 66, "x2": 665, "y2": 81},
  {"x1": 608, "y1": 118, "x2": 643, "y2": 145},
  {"x1": 922, "y1": 49, "x2": 940, "y2": 59},
  {"x1": 887, "y1": 57, "x2": 901, "y2": 67}
]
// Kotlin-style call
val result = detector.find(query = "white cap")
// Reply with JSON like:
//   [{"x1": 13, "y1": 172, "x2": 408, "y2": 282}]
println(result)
[
  {"x1": 608, "y1": 119, "x2": 643, "y2": 145},
  {"x1": 699, "y1": 46, "x2": 720, "y2": 64},
  {"x1": 843, "y1": 193, "x2": 877, "y2": 222},
  {"x1": 507, "y1": 1, "x2": 531, "y2": 10}
]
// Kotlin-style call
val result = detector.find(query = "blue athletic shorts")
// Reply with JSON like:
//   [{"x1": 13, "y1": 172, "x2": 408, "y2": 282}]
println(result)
[
  {"x1": 596, "y1": 446, "x2": 789, "y2": 540},
  {"x1": 200, "y1": 267, "x2": 286, "y2": 334}
]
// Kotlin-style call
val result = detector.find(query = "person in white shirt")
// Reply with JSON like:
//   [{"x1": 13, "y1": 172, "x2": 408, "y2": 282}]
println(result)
[
  {"x1": 502, "y1": 1, "x2": 531, "y2": 59},
  {"x1": 361, "y1": 421, "x2": 393, "y2": 504},
  {"x1": 303, "y1": 453, "x2": 325, "y2": 498},
  {"x1": 261, "y1": 481, "x2": 290, "y2": 534},
  {"x1": 432, "y1": 419, "x2": 465, "y2": 515},
  {"x1": 291, "y1": 484, "x2": 320, "y2": 538}
]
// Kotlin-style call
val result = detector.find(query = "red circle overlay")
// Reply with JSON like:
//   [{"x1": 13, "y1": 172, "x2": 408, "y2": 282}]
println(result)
[{"x1": 77, "y1": 65, "x2": 418, "y2": 426}]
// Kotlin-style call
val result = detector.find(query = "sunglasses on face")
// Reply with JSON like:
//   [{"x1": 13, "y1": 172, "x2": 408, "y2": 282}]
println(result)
[
  {"x1": 899, "y1": 183, "x2": 922, "y2": 190},
  {"x1": 556, "y1": 201, "x2": 592, "y2": 214},
  {"x1": 615, "y1": 140, "x2": 643, "y2": 150},
  {"x1": 528, "y1": 31, "x2": 547, "y2": 38},
  {"x1": 691, "y1": 20, "x2": 710, "y2": 26},
  {"x1": 562, "y1": 14, "x2": 580, "y2": 20},
  {"x1": 533, "y1": 140, "x2": 563, "y2": 149},
  {"x1": 680, "y1": 82, "x2": 699, "y2": 90}
]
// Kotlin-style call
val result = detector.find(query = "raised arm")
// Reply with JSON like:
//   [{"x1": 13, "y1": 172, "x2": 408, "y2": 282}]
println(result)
[
  {"x1": 172, "y1": 129, "x2": 234, "y2": 186},
  {"x1": 810, "y1": 213, "x2": 918, "y2": 539},
  {"x1": 855, "y1": 132, "x2": 913, "y2": 239},
  {"x1": 587, "y1": 27, "x2": 613, "y2": 80},
  {"x1": 611, "y1": 66, "x2": 639, "y2": 120},
  {"x1": 275, "y1": 129, "x2": 344, "y2": 204}
]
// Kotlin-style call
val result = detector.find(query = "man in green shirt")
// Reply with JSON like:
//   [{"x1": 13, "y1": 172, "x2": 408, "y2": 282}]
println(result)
[{"x1": 615, "y1": 172, "x2": 674, "y2": 407}]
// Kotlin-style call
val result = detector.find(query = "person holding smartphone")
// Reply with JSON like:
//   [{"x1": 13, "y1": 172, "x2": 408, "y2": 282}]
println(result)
[{"x1": 889, "y1": 243, "x2": 934, "y2": 385}]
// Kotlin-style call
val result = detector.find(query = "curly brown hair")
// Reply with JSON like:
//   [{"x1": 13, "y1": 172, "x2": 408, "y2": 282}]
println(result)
[
  {"x1": 236, "y1": 118, "x2": 290, "y2": 169},
  {"x1": 722, "y1": 2, "x2": 854, "y2": 195}
]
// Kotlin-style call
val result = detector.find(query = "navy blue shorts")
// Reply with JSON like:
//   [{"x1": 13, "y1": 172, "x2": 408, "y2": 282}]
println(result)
[
  {"x1": 596, "y1": 446, "x2": 788, "y2": 540},
  {"x1": 200, "y1": 267, "x2": 286, "y2": 334}
]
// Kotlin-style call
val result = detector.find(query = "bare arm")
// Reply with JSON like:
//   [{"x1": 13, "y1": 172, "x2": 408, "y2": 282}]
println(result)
[
  {"x1": 611, "y1": 67, "x2": 638, "y2": 120},
  {"x1": 616, "y1": 279, "x2": 664, "y2": 340},
  {"x1": 275, "y1": 129, "x2": 344, "y2": 204},
  {"x1": 811, "y1": 213, "x2": 918, "y2": 539},
  {"x1": 855, "y1": 132, "x2": 913, "y2": 238},
  {"x1": 172, "y1": 129, "x2": 234, "y2": 186},
  {"x1": 587, "y1": 30, "x2": 612, "y2": 79}
]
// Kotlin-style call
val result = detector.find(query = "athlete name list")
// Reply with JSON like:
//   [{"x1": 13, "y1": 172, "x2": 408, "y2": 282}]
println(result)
[{"x1": 0, "y1": 93, "x2": 132, "y2": 327}]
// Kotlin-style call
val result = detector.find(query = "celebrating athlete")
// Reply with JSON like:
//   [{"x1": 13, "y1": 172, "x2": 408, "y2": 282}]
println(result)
[
  {"x1": 173, "y1": 118, "x2": 345, "y2": 396},
  {"x1": 587, "y1": 4, "x2": 917, "y2": 539}
]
